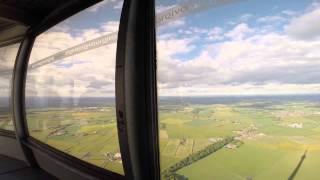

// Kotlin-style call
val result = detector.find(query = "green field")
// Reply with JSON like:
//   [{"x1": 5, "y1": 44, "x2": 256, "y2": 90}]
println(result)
[
  {"x1": 25, "y1": 99, "x2": 320, "y2": 179},
  {"x1": 0, "y1": 114, "x2": 14, "y2": 131},
  {"x1": 27, "y1": 106, "x2": 124, "y2": 175},
  {"x1": 159, "y1": 100, "x2": 320, "y2": 180}
]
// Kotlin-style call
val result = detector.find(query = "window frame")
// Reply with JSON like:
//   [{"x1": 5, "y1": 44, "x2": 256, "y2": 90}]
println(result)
[
  {"x1": 12, "y1": 0, "x2": 129, "y2": 179},
  {"x1": 116, "y1": 0, "x2": 160, "y2": 179},
  {"x1": 11, "y1": 0, "x2": 160, "y2": 179}
]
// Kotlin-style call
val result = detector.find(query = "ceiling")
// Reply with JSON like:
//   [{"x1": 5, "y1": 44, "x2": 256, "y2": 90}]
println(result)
[
  {"x1": 0, "y1": 0, "x2": 67, "y2": 45},
  {"x1": 0, "y1": 0, "x2": 68, "y2": 25}
]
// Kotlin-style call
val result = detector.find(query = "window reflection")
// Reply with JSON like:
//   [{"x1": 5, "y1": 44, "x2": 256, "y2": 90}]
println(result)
[
  {"x1": 26, "y1": 1, "x2": 124, "y2": 174},
  {"x1": 0, "y1": 43, "x2": 19, "y2": 131}
]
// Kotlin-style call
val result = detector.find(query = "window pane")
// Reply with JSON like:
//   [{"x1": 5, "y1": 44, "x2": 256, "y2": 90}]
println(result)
[
  {"x1": 0, "y1": 43, "x2": 19, "y2": 131},
  {"x1": 26, "y1": 1, "x2": 124, "y2": 174},
  {"x1": 156, "y1": 0, "x2": 320, "y2": 179}
]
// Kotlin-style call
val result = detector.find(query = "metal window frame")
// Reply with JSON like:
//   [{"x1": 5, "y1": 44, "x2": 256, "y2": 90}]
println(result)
[
  {"x1": 11, "y1": 0, "x2": 160, "y2": 179},
  {"x1": 116, "y1": 0, "x2": 160, "y2": 179},
  {"x1": 13, "y1": 31, "x2": 38, "y2": 167},
  {"x1": 12, "y1": 0, "x2": 123, "y2": 179}
]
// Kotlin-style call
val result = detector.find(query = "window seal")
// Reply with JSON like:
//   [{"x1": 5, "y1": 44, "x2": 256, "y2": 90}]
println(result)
[
  {"x1": 0, "y1": 37, "x2": 22, "y2": 48},
  {"x1": 0, "y1": 129, "x2": 16, "y2": 139}
]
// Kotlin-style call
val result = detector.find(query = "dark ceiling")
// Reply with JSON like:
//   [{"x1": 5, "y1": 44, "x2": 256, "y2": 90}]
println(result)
[
  {"x1": 0, "y1": 0, "x2": 68, "y2": 45},
  {"x1": 0, "y1": 0, "x2": 67, "y2": 25},
  {"x1": 0, "y1": 0, "x2": 66, "y2": 14}
]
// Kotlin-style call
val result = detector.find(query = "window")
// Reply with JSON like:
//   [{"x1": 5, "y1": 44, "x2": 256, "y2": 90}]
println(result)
[
  {"x1": 25, "y1": 1, "x2": 124, "y2": 175},
  {"x1": 0, "y1": 43, "x2": 19, "y2": 131},
  {"x1": 156, "y1": 0, "x2": 320, "y2": 179}
]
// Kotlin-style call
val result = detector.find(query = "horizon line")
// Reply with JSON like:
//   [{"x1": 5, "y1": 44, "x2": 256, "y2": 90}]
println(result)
[{"x1": 1, "y1": 93, "x2": 320, "y2": 98}]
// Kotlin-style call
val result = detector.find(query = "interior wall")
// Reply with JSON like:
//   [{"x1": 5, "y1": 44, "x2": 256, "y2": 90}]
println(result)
[
  {"x1": 33, "y1": 151, "x2": 97, "y2": 180},
  {"x1": 0, "y1": 136, "x2": 26, "y2": 161}
]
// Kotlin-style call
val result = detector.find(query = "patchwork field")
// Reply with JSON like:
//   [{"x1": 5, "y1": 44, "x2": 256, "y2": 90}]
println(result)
[
  {"x1": 0, "y1": 113, "x2": 14, "y2": 130},
  {"x1": 24, "y1": 96, "x2": 320, "y2": 179},
  {"x1": 159, "y1": 99, "x2": 320, "y2": 179},
  {"x1": 27, "y1": 106, "x2": 124, "y2": 175}
]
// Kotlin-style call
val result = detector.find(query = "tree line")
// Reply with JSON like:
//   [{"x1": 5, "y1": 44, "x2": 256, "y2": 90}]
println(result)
[{"x1": 162, "y1": 136, "x2": 235, "y2": 179}]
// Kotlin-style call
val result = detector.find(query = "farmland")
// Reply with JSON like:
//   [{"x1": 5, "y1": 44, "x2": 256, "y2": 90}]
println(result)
[
  {"x1": 159, "y1": 96, "x2": 320, "y2": 179},
  {"x1": 0, "y1": 113, "x2": 14, "y2": 130},
  {"x1": 24, "y1": 95, "x2": 320, "y2": 179},
  {"x1": 27, "y1": 106, "x2": 124, "y2": 175}
]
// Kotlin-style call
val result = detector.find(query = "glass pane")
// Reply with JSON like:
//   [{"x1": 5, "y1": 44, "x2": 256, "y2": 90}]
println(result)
[
  {"x1": 26, "y1": 1, "x2": 124, "y2": 174},
  {"x1": 156, "y1": 0, "x2": 320, "y2": 179},
  {"x1": 0, "y1": 43, "x2": 19, "y2": 131}
]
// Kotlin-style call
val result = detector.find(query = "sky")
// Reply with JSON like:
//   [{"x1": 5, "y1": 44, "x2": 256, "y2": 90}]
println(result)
[
  {"x1": 26, "y1": 0, "x2": 123, "y2": 98},
  {"x1": 157, "y1": 0, "x2": 320, "y2": 96},
  {"x1": 22, "y1": 0, "x2": 320, "y2": 97}
]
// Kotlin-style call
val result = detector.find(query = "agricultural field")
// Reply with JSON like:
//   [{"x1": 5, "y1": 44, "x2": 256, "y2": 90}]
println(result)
[
  {"x1": 0, "y1": 113, "x2": 14, "y2": 131},
  {"x1": 27, "y1": 106, "x2": 124, "y2": 175},
  {"x1": 24, "y1": 95, "x2": 320, "y2": 179},
  {"x1": 159, "y1": 96, "x2": 320, "y2": 180}
]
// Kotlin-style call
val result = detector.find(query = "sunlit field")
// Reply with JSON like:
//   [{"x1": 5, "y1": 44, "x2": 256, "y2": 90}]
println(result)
[
  {"x1": 0, "y1": 114, "x2": 14, "y2": 130},
  {"x1": 159, "y1": 95, "x2": 320, "y2": 180},
  {"x1": 25, "y1": 95, "x2": 320, "y2": 179},
  {"x1": 27, "y1": 106, "x2": 123, "y2": 175}
]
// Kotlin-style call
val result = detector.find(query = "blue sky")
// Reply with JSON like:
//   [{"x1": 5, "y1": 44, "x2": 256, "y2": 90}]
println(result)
[
  {"x1": 156, "y1": 0, "x2": 320, "y2": 96},
  {"x1": 27, "y1": 1, "x2": 123, "y2": 97},
  {"x1": 157, "y1": 0, "x2": 315, "y2": 61}
]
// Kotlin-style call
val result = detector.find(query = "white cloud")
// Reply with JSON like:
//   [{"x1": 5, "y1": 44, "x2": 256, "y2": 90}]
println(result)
[
  {"x1": 157, "y1": 10, "x2": 320, "y2": 96},
  {"x1": 156, "y1": 4, "x2": 176, "y2": 13},
  {"x1": 159, "y1": 83, "x2": 320, "y2": 96},
  {"x1": 27, "y1": 19, "x2": 119, "y2": 97},
  {"x1": 102, "y1": 21, "x2": 120, "y2": 33},
  {"x1": 239, "y1": 13, "x2": 253, "y2": 22},
  {"x1": 0, "y1": 43, "x2": 19, "y2": 69},
  {"x1": 157, "y1": 18, "x2": 186, "y2": 31},
  {"x1": 0, "y1": 44, "x2": 20, "y2": 96},
  {"x1": 113, "y1": 1, "x2": 123, "y2": 9},
  {"x1": 285, "y1": 7, "x2": 320, "y2": 40},
  {"x1": 257, "y1": 15, "x2": 286, "y2": 23},
  {"x1": 225, "y1": 23, "x2": 254, "y2": 40},
  {"x1": 0, "y1": 76, "x2": 11, "y2": 97},
  {"x1": 208, "y1": 27, "x2": 224, "y2": 40},
  {"x1": 25, "y1": 1, "x2": 320, "y2": 97},
  {"x1": 189, "y1": 27, "x2": 208, "y2": 34},
  {"x1": 226, "y1": 13, "x2": 253, "y2": 26},
  {"x1": 282, "y1": 10, "x2": 296, "y2": 16},
  {"x1": 157, "y1": 38, "x2": 195, "y2": 61}
]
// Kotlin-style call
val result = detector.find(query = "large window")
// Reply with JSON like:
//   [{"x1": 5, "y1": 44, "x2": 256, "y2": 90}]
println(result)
[
  {"x1": 25, "y1": 1, "x2": 124, "y2": 175},
  {"x1": 0, "y1": 43, "x2": 19, "y2": 131},
  {"x1": 156, "y1": 0, "x2": 320, "y2": 179}
]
